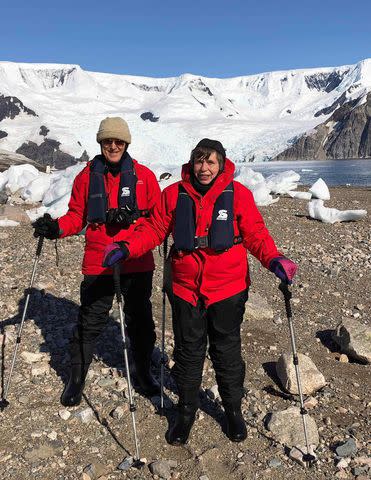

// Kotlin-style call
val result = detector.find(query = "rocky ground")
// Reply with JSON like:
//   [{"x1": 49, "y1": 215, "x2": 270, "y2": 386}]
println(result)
[{"x1": 0, "y1": 187, "x2": 370, "y2": 480}]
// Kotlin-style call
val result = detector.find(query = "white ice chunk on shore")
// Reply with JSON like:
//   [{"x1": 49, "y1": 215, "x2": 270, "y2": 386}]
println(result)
[
  {"x1": 235, "y1": 168, "x2": 277, "y2": 205},
  {"x1": 0, "y1": 164, "x2": 40, "y2": 193},
  {"x1": 251, "y1": 183, "x2": 279, "y2": 206},
  {"x1": 308, "y1": 199, "x2": 367, "y2": 224},
  {"x1": 309, "y1": 178, "x2": 330, "y2": 200},
  {"x1": 26, "y1": 163, "x2": 85, "y2": 219},
  {"x1": 21, "y1": 173, "x2": 52, "y2": 203},
  {"x1": 236, "y1": 167, "x2": 266, "y2": 188},
  {"x1": 42, "y1": 164, "x2": 85, "y2": 207},
  {"x1": 265, "y1": 170, "x2": 300, "y2": 194},
  {"x1": 288, "y1": 191, "x2": 312, "y2": 200},
  {"x1": 0, "y1": 219, "x2": 20, "y2": 227}
]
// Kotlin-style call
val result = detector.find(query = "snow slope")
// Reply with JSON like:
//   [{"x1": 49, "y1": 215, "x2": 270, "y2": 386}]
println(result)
[{"x1": 0, "y1": 59, "x2": 370, "y2": 164}]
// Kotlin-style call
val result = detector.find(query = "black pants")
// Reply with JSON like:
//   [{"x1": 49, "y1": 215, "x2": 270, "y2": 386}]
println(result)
[
  {"x1": 69, "y1": 271, "x2": 155, "y2": 368},
  {"x1": 171, "y1": 290, "x2": 248, "y2": 408}
]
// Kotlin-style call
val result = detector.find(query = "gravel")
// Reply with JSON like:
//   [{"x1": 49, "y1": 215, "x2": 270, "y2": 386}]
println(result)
[{"x1": 0, "y1": 187, "x2": 370, "y2": 479}]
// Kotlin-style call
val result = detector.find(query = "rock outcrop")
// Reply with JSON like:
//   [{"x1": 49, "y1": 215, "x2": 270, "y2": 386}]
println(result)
[
  {"x1": 0, "y1": 94, "x2": 37, "y2": 121},
  {"x1": 332, "y1": 318, "x2": 371, "y2": 364},
  {"x1": 274, "y1": 92, "x2": 371, "y2": 160},
  {"x1": 0, "y1": 149, "x2": 45, "y2": 172},
  {"x1": 16, "y1": 139, "x2": 88, "y2": 169}
]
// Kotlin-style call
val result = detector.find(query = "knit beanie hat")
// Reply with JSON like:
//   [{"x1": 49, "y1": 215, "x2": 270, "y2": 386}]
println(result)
[
  {"x1": 195, "y1": 138, "x2": 226, "y2": 159},
  {"x1": 96, "y1": 117, "x2": 132, "y2": 144}
]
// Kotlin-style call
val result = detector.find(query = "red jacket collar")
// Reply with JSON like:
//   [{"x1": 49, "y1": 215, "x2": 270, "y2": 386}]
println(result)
[{"x1": 181, "y1": 158, "x2": 235, "y2": 200}]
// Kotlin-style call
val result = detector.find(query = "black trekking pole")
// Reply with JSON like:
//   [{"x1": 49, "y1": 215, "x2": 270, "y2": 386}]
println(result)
[
  {"x1": 1, "y1": 235, "x2": 44, "y2": 411},
  {"x1": 160, "y1": 237, "x2": 168, "y2": 415},
  {"x1": 113, "y1": 264, "x2": 143, "y2": 468},
  {"x1": 279, "y1": 281, "x2": 316, "y2": 467}
]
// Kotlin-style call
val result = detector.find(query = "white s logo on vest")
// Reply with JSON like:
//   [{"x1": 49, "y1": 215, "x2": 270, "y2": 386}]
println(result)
[
  {"x1": 121, "y1": 187, "x2": 130, "y2": 197},
  {"x1": 216, "y1": 209, "x2": 228, "y2": 220}
]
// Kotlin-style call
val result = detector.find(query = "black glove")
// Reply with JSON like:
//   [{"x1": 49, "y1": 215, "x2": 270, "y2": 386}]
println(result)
[
  {"x1": 106, "y1": 206, "x2": 140, "y2": 228},
  {"x1": 32, "y1": 213, "x2": 60, "y2": 240}
]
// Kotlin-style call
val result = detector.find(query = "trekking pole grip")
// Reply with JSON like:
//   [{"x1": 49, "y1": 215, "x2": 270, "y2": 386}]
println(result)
[
  {"x1": 35, "y1": 235, "x2": 44, "y2": 257},
  {"x1": 279, "y1": 281, "x2": 292, "y2": 318},
  {"x1": 113, "y1": 264, "x2": 122, "y2": 303}
]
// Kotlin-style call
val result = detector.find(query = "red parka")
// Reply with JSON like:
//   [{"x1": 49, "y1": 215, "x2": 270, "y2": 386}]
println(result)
[
  {"x1": 58, "y1": 158, "x2": 161, "y2": 275},
  {"x1": 126, "y1": 159, "x2": 282, "y2": 306}
]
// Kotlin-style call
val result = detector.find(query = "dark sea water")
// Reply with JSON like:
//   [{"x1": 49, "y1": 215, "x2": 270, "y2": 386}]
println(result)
[{"x1": 242, "y1": 159, "x2": 371, "y2": 187}]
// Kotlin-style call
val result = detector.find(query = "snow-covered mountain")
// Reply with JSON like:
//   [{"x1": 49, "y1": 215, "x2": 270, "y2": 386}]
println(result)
[
  {"x1": 275, "y1": 92, "x2": 371, "y2": 160},
  {"x1": 0, "y1": 59, "x2": 371, "y2": 167}
]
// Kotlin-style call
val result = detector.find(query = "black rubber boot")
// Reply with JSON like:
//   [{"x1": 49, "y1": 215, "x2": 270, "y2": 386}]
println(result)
[
  {"x1": 134, "y1": 360, "x2": 160, "y2": 397},
  {"x1": 225, "y1": 406, "x2": 247, "y2": 442},
  {"x1": 166, "y1": 404, "x2": 197, "y2": 445},
  {"x1": 60, "y1": 364, "x2": 89, "y2": 407}
]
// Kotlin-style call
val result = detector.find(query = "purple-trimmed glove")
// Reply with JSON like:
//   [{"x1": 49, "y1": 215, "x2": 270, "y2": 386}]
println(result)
[
  {"x1": 269, "y1": 256, "x2": 298, "y2": 285},
  {"x1": 102, "y1": 241, "x2": 130, "y2": 268}
]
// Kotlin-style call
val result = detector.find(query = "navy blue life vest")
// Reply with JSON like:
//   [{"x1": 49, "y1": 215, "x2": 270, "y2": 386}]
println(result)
[
  {"x1": 173, "y1": 182, "x2": 236, "y2": 251},
  {"x1": 87, "y1": 154, "x2": 137, "y2": 223}
]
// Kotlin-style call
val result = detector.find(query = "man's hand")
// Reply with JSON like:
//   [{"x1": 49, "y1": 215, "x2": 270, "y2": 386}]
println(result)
[{"x1": 32, "y1": 213, "x2": 60, "y2": 240}]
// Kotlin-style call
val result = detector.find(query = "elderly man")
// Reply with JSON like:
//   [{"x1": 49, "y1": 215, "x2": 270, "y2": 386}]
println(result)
[{"x1": 32, "y1": 117, "x2": 161, "y2": 406}]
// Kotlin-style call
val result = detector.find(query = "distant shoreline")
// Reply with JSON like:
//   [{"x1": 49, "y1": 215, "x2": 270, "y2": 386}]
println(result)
[{"x1": 299, "y1": 184, "x2": 371, "y2": 190}]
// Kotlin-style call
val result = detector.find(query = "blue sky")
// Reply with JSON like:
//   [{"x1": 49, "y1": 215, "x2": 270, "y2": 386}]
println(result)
[{"x1": 1, "y1": 0, "x2": 370, "y2": 77}]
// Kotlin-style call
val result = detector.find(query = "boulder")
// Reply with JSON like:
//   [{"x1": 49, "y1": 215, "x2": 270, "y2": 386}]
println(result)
[
  {"x1": 332, "y1": 319, "x2": 371, "y2": 364},
  {"x1": 149, "y1": 460, "x2": 172, "y2": 479},
  {"x1": 0, "y1": 204, "x2": 30, "y2": 224},
  {"x1": 276, "y1": 353, "x2": 326, "y2": 395},
  {"x1": 244, "y1": 291, "x2": 273, "y2": 321},
  {"x1": 75, "y1": 408, "x2": 94, "y2": 424},
  {"x1": 82, "y1": 462, "x2": 108, "y2": 480},
  {"x1": 266, "y1": 406, "x2": 319, "y2": 447},
  {"x1": 335, "y1": 438, "x2": 357, "y2": 458}
]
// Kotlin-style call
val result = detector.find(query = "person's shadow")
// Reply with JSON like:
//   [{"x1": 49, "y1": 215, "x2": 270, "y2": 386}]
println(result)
[
  {"x1": 0, "y1": 287, "x2": 173, "y2": 452},
  {"x1": 1, "y1": 287, "x2": 230, "y2": 442},
  {"x1": 1, "y1": 288, "x2": 78, "y2": 385}
]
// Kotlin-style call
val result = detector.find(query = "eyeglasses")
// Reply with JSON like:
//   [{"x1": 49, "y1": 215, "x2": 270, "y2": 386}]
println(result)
[{"x1": 101, "y1": 139, "x2": 126, "y2": 147}]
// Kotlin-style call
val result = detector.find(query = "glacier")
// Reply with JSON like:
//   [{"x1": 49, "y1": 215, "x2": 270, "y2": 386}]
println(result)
[{"x1": 0, "y1": 59, "x2": 370, "y2": 165}]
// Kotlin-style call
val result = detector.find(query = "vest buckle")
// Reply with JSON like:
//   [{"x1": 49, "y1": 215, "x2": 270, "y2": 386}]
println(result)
[{"x1": 194, "y1": 236, "x2": 209, "y2": 249}]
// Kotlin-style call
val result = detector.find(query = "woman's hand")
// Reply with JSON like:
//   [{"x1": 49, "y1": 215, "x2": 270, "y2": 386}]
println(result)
[
  {"x1": 102, "y1": 242, "x2": 130, "y2": 267},
  {"x1": 269, "y1": 256, "x2": 298, "y2": 284}
]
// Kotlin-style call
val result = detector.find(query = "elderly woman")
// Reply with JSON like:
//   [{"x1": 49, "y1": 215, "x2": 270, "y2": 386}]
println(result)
[
  {"x1": 103, "y1": 138, "x2": 297, "y2": 444},
  {"x1": 32, "y1": 117, "x2": 161, "y2": 406}
]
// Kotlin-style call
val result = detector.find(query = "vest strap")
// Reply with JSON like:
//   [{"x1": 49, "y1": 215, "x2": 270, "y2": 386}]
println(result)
[
  {"x1": 194, "y1": 235, "x2": 209, "y2": 249},
  {"x1": 174, "y1": 182, "x2": 236, "y2": 252},
  {"x1": 194, "y1": 235, "x2": 242, "y2": 250},
  {"x1": 87, "y1": 154, "x2": 137, "y2": 224}
]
